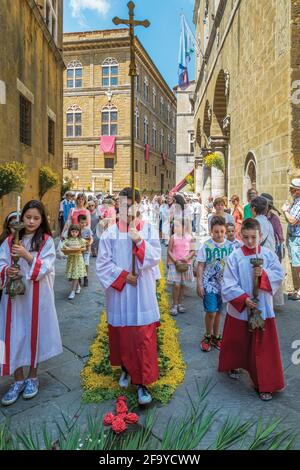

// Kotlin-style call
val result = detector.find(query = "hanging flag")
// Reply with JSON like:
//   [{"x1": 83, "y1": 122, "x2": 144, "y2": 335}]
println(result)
[
  {"x1": 170, "y1": 168, "x2": 194, "y2": 194},
  {"x1": 100, "y1": 136, "x2": 116, "y2": 154},
  {"x1": 178, "y1": 14, "x2": 197, "y2": 89}
]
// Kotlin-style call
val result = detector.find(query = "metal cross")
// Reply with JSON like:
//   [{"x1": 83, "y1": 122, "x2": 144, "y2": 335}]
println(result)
[
  {"x1": 113, "y1": 2, "x2": 150, "y2": 275},
  {"x1": 113, "y1": 2, "x2": 150, "y2": 76}
]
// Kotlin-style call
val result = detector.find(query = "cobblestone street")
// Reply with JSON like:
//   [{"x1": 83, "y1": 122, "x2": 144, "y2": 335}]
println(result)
[{"x1": 1, "y1": 252, "x2": 300, "y2": 448}]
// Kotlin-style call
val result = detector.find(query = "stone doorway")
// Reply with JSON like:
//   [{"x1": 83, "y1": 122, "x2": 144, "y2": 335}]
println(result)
[{"x1": 244, "y1": 152, "x2": 257, "y2": 201}]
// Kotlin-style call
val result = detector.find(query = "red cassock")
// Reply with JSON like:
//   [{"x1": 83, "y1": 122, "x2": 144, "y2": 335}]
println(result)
[
  {"x1": 219, "y1": 316, "x2": 284, "y2": 393},
  {"x1": 219, "y1": 245, "x2": 285, "y2": 393}
]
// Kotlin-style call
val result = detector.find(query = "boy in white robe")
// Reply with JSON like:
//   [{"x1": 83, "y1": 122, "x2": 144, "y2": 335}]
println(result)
[
  {"x1": 219, "y1": 218, "x2": 284, "y2": 401},
  {"x1": 96, "y1": 188, "x2": 161, "y2": 405}
]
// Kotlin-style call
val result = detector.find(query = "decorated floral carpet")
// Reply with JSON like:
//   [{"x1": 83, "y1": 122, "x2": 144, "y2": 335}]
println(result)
[{"x1": 81, "y1": 262, "x2": 186, "y2": 405}]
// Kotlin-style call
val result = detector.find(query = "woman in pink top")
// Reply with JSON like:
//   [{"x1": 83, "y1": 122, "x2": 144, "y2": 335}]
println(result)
[
  {"x1": 167, "y1": 219, "x2": 195, "y2": 316},
  {"x1": 230, "y1": 194, "x2": 243, "y2": 240},
  {"x1": 62, "y1": 193, "x2": 91, "y2": 237}
]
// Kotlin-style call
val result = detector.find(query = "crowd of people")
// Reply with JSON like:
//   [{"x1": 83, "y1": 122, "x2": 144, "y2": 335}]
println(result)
[{"x1": 0, "y1": 178, "x2": 300, "y2": 406}]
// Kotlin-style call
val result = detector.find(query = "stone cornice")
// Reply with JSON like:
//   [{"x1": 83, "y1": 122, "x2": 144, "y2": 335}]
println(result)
[
  {"x1": 202, "y1": 0, "x2": 227, "y2": 65},
  {"x1": 26, "y1": 0, "x2": 65, "y2": 68}
]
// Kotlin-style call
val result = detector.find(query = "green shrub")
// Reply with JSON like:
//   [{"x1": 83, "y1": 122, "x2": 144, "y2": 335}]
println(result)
[
  {"x1": 39, "y1": 166, "x2": 59, "y2": 199},
  {"x1": 0, "y1": 162, "x2": 26, "y2": 199},
  {"x1": 204, "y1": 152, "x2": 225, "y2": 173},
  {"x1": 61, "y1": 177, "x2": 74, "y2": 197}
]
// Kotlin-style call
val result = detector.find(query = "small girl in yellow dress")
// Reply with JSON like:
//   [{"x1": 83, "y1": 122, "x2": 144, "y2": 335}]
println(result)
[{"x1": 62, "y1": 224, "x2": 87, "y2": 300}]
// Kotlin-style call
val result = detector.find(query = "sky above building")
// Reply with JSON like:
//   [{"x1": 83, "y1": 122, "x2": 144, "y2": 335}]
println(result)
[{"x1": 63, "y1": 0, "x2": 196, "y2": 89}]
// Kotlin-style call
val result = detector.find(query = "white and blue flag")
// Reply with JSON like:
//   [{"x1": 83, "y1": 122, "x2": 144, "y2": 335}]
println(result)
[{"x1": 178, "y1": 14, "x2": 197, "y2": 88}]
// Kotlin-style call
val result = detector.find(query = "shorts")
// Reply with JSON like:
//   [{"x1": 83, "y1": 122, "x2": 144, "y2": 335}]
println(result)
[
  {"x1": 288, "y1": 236, "x2": 300, "y2": 267},
  {"x1": 203, "y1": 291, "x2": 223, "y2": 313},
  {"x1": 83, "y1": 252, "x2": 90, "y2": 266}
]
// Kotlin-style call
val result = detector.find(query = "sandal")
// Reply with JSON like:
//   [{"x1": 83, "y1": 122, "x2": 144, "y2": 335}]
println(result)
[
  {"x1": 259, "y1": 392, "x2": 273, "y2": 401},
  {"x1": 289, "y1": 293, "x2": 300, "y2": 301},
  {"x1": 228, "y1": 369, "x2": 240, "y2": 380}
]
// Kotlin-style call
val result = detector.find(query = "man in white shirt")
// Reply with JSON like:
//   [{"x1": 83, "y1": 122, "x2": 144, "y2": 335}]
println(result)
[
  {"x1": 193, "y1": 196, "x2": 202, "y2": 236},
  {"x1": 250, "y1": 196, "x2": 276, "y2": 252}
]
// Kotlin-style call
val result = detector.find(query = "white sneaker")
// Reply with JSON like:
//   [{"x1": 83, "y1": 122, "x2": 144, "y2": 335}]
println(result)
[
  {"x1": 23, "y1": 378, "x2": 39, "y2": 399},
  {"x1": 119, "y1": 371, "x2": 131, "y2": 388},
  {"x1": 68, "y1": 291, "x2": 75, "y2": 300},
  {"x1": 178, "y1": 305, "x2": 186, "y2": 313},
  {"x1": 75, "y1": 285, "x2": 81, "y2": 294},
  {"x1": 1, "y1": 381, "x2": 25, "y2": 406},
  {"x1": 137, "y1": 386, "x2": 152, "y2": 405},
  {"x1": 170, "y1": 306, "x2": 178, "y2": 316}
]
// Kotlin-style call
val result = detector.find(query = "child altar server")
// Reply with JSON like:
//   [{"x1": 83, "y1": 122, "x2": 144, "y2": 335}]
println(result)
[
  {"x1": 0, "y1": 200, "x2": 62, "y2": 406},
  {"x1": 219, "y1": 218, "x2": 284, "y2": 401},
  {"x1": 96, "y1": 187, "x2": 161, "y2": 406}
]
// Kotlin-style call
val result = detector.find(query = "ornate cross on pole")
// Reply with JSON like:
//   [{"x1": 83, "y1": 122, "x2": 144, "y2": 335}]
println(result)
[{"x1": 113, "y1": 2, "x2": 150, "y2": 275}]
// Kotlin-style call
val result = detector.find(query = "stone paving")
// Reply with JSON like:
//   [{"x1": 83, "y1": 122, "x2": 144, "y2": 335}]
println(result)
[{"x1": 1, "y1": 249, "x2": 300, "y2": 448}]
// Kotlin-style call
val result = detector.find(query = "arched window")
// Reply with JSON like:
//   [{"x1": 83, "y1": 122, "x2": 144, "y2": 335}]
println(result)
[
  {"x1": 135, "y1": 108, "x2": 140, "y2": 140},
  {"x1": 160, "y1": 129, "x2": 164, "y2": 153},
  {"x1": 144, "y1": 116, "x2": 149, "y2": 144},
  {"x1": 66, "y1": 105, "x2": 82, "y2": 137},
  {"x1": 144, "y1": 76, "x2": 149, "y2": 101},
  {"x1": 102, "y1": 58, "x2": 119, "y2": 87},
  {"x1": 167, "y1": 104, "x2": 171, "y2": 124},
  {"x1": 101, "y1": 104, "x2": 118, "y2": 136},
  {"x1": 152, "y1": 122, "x2": 157, "y2": 149},
  {"x1": 172, "y1": 136, "x2": 176, "y2": 157},
  {"x1": 160, "y1": 97, "x2": 164, "y2": 116},
  {"x1": 153, "y1": 87, "x2": 156, "y2": 109},
  {"x1": 135, "y1": 72, "x2": 140, "y2": 92},
  {"x1": 44, "y1": 0, "x2": 58, "y2": 42},
  {"x1": 67, "y1": 60, "x2": 83, "y2": 88},
  {"x1": 168, "y1": 134, "x2": 171, "y2": 156}
]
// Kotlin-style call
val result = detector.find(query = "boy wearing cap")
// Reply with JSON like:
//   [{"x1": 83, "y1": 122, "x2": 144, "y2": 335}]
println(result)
[{"x1": 282, "y1": 179, "x2": 300, "y2": 300}]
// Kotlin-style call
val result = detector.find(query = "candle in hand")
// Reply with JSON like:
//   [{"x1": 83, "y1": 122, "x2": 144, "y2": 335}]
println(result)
[
  {"x1": 16, "y1": 196, "x2": 21, "y2": 222},
  {"x1": 255, "y1": 229, "x2": 259, "y2": 257}
]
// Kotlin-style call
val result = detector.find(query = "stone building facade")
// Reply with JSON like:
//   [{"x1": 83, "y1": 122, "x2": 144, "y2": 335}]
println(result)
[
  {"x1": 174, "y1": 81, "x2": 196, "y2": 187},
  {"x1": 0, "y1": 0, "x2": 64, "y2": 227},
  {"x1": 63, "y1": 29, "x2": 176, "y2": 195},
  {"x1": 193, "y1": 0, "x2": 300, "y2": 205}
]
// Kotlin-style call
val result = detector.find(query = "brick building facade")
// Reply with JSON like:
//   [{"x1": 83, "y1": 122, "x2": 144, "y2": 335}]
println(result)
[
  {"x1": 193, "y1": 0, "x2": 300, "y2": 205},
  {"x1": 63, "y1": 29, "x2": 176, "y2": 195},
  {"x1": 0, "y1": 0, "x2": 64, "y2": 227}
]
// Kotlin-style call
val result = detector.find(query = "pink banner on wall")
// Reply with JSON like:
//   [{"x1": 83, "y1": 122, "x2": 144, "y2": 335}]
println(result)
[
  {"x1": 100, "y1": 136, "x2": 116, "y2": 154},
  {"x1": 145, "y1": 144, "x2": 150, "y2": 161}
]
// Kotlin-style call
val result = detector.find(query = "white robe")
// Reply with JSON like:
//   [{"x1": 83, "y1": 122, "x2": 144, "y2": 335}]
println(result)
[
  {"x1": 222, "y1": 246, "x2": 284, "y2": 321},
  {"x1": 0, "y1": 235, "x2": 63, "y2": 376},
  {"x1": 96, "y1": 223, "x2": 161, "y2": 327}
]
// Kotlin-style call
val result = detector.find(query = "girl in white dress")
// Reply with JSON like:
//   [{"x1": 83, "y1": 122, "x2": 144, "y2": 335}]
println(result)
[{"x1": 0, "y1": 200, "x2": 62, "y2": 406}]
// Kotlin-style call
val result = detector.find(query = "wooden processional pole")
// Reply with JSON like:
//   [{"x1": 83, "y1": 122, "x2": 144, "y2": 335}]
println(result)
[{"x1": 113, "y1": 2, "x2": 150, "y2": 275}]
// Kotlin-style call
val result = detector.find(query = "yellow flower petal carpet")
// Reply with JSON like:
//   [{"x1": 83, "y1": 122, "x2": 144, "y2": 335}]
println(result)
[{"x1": 81, "y1": 262, "x2": 186, "y2": 405}]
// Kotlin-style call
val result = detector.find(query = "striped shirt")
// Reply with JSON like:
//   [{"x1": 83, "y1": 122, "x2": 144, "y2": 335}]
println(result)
[{"x1": 289, "y1": 197, "x2": 300, "y2": 237}]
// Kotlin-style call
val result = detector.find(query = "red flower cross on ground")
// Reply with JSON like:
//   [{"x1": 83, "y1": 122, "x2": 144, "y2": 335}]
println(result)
[{"x1": 103, "y1": 396, "x2": 139, "y2": 434}]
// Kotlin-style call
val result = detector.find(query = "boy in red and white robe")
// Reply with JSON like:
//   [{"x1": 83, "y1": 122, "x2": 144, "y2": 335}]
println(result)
[
  {"x1": 96, "y1": 188, "x2": 161, "y2": 405},
  {"x1": 219, "y1": 218, "x2": 284, "y2": 401}
]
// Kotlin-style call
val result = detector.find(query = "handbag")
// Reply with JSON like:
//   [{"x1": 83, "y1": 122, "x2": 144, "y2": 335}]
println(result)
[{"x1": 175, "y1": 261, "x2": 189, "y2": 273}]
